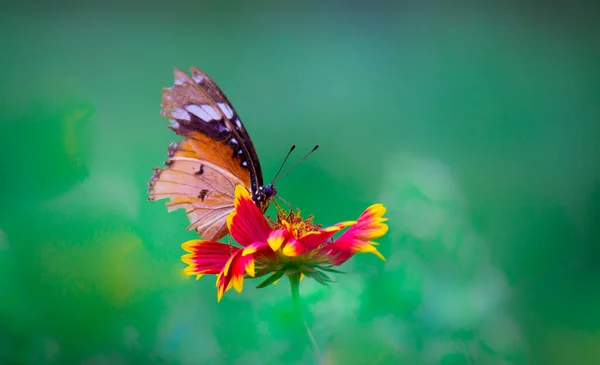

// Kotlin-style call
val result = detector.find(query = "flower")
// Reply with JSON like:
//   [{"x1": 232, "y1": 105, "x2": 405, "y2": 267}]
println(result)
[{"x1": 181, "y1": 185, "x2": 389, "y2": 302}]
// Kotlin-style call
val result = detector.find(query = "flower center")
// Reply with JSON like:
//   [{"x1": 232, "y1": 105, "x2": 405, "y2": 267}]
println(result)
[{"x1": 269, "y1": 208, "x2": 322, "y2": 238}]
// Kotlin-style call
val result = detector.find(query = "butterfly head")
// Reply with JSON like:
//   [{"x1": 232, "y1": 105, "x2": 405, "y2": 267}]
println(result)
[
  {"x1": 253, "y1": 184, "x2": 277, "y2": 211},
  {"x1": 262, "y1": 184, "x2": 277, "y2": 199}
]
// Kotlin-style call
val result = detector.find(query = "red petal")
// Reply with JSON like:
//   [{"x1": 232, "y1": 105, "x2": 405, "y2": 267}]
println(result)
[
  {"x1": 324, "y1": 245, "x2": 354, "y2": 266},
  {"x1": 227, "y1": 185, "x2": 272, "y2": 247},
  {"x1": 181, "y1": 240, "x2": 235, "y2": 278},
  {"x1": 327, "y1": 236, "x2": 385, "y2": 265},
  {"x1": 337, "y1": 204, "x2": 388, "y2": 243},
  {"x1": 242, "y1": 241, "x2": 269, "y2": 256},
  {"x1": 282, "y1": 238, "x2": 306, "y2": 257},
  {"x1": 326, "y1": 204, "x2": 388, "y2": 265},
  {"x1": 267, "y1": 229, "x2": 287, "y2": 251},
  {"x1": 216, "y1": 249, "x2": 255, "y2": 302},
  {"x1": 298, "y1": 227, "x2": 338, "y2": 250}
]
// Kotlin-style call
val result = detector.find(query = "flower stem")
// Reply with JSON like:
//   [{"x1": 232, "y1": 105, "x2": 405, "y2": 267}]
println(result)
[{"x1": 289, "y1": 273, "x2": 323, "y2": 364}]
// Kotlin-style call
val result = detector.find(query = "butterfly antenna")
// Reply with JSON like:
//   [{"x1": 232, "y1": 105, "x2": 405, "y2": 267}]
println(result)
[
  {"x1": 270, "y1": 145, "x2": 296, "y2": 184},
  {"x1": 272, "y1": 144, "x2": 319, "y2": 184}
]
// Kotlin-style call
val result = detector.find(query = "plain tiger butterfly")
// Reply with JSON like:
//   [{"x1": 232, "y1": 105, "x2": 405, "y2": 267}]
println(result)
[{"x1": 147, "y1": 66, "x2": 316, "y2": 241}]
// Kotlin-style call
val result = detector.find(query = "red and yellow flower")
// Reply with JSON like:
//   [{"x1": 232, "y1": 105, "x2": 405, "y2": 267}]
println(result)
[{"x1": 181, "y1": 185, "x2": 388, "y2": 302}]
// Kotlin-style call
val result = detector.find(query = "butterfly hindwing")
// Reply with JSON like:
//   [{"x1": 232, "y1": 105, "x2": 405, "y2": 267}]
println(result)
[{"x1": 148, "y1": 140, "x2": 238, "y2": 240}]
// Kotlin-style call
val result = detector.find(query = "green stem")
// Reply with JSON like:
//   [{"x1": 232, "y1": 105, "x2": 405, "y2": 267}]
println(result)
[{"x1": 289, "y1": 273, "x2": 323, "y2": 364}]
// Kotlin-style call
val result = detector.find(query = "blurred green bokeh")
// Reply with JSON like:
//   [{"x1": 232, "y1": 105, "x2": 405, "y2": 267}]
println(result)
[{"x1": 1, "y1": 2, "x2": 599, "y2": 364}]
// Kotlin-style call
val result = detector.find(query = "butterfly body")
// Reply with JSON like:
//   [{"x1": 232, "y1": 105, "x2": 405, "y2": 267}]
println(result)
[{"x1": 148, "y1": 66, "x2": 275, "y2": 241}]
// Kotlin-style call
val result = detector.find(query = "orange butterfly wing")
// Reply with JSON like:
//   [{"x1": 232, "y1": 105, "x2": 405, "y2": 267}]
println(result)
[{"x1": 148, "y1": 67, "x2": 264, "y2": 241}]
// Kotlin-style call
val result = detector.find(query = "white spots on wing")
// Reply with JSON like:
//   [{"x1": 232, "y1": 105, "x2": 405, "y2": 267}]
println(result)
[
  {"x1": 230, "y1": 138, "x2": 238, "y2": 145},
  {"x1": 185, "y1": 104, "x2": 212, "y2": 121},
  {"x1": 171, "y1": 108, "x2": 191, "y2": 121},
  {"x1": 217, "y1": 123, "x2": 229, "y2": 133},
  {"x1": 169, "y1": 119, "x2": 180, "y2": 129},
  {"x1": 217, "y1": 102, "x2": 234, "y2": 119},
  {"x1": 237, "y1": 149, "x2": 243, "y2": 155},
  {"x1": 193, "y1": 74, "x2": 204, "y2": 83},
  {"x1": 201, "y1": 105, "x2": 221, "y2": 120},
  {"x1": 184, "y1": 104, "x2": 223, "y2": 122},
  {"x1": 235, "y1": 118, "x2": 242, "y2": 129},
  {"x1": 241, "y1": 161, "x2": 248, "y2": 167},
  {"x1": 174, "y1": 78, "x2": 184, "y2": 86}
]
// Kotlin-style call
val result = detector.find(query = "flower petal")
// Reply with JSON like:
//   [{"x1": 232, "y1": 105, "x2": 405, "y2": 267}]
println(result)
[
  {"x1": 282, "y1": 238, "x2": 306, "y2": 257},
  {"x1": 242, "y1": 241, "x2": 267, "y2": 256},
  {"x1": 245, "y1": 257, "x2": 255, "y2": 277},
  {"x1": 331, "y1": 221, "x2": 357, "y2": 230},
  {"x1": 181, "y1": 240, "x2": 234, "y2": 280},
  {"x1": 267, "y1": 229, "x2": 287, "y2": 251},
  {"x1": 242, "y1": 241, "x2": 278, "y2": 265},
  {"x1": 216, "y1": 249, "x2": 255, "y2": 302},
  {"x1": 298, "y1": 222, "x2": 350, "y2": 249},
  {"x1": 227, "y1": 185, "x2": 272, "y2": 246},
  {"x1": 327, "y1": 204, "x2": 388, "y2": 265},
  {"x1": 216, "y1": 273, "x2": 232, "y2": 302},
  {"x1": 326, "y1": 242, "x2": 385, "y2": 266},
  {"x1": 338, "y1": 204, "x2": 388, "y2": 242},
  {"x1": 231, "y1": 254, "x2": 254, "y2": 291}
]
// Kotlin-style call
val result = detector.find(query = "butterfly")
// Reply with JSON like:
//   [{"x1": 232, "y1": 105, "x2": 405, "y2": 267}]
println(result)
[{"x1": 147, "y1": 66, "x2": 278, "y2": 241}]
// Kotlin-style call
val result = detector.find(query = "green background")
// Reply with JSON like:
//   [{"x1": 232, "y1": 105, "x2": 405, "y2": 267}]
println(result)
[{"x1": 1, "y1": 2, "x2": 599, "y2": 364}]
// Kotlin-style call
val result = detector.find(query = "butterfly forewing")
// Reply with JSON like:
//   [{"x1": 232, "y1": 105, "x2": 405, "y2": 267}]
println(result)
[
  {"x1": 187, "y1": 66, "x2": 264, "y2": 190},
  {"x1": 161, "y1": 67, "x2": 263, "y2": 191},
  {"x1": 148, "y1": 66, "x2": 265, "y2": 241}
]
